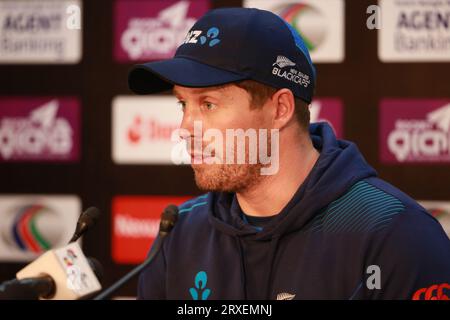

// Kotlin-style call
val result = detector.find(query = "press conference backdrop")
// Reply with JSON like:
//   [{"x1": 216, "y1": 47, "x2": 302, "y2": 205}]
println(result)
[{"x1": 1, "y1": 0, "x2": 449, "y2": 298}]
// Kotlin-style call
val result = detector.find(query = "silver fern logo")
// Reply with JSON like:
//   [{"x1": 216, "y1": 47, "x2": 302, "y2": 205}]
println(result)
[
  {"x1": 276, "y1": 292, "x2": 296, "y2": 300},
  {"x1": 272, "y1": 55, "x2": 296, "y2": 68}
]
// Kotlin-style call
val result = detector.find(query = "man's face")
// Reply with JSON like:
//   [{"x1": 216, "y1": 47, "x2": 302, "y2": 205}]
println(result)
[{"x1": 174, "y1": 84, "x2": 274, "y2": 192}]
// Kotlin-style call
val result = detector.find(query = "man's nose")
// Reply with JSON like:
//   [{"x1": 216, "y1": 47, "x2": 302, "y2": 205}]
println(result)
[{"x1": 179, "y1": 105, "x2": 200, "y2": 138}]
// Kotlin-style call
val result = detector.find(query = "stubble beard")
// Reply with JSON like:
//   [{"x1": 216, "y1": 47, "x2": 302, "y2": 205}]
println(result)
[{"x1": 192, "y1": 162, "x2": 264, "y2": 193}]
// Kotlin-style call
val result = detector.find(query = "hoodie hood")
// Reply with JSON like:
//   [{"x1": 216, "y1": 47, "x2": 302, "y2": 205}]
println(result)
[{"x1": 207, "y1": 122, "x2": 378, "y2": 240}]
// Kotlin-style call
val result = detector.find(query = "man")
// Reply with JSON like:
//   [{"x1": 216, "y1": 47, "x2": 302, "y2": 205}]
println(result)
[{"x1": 128, "y1": 8, "x2": 450, "y2": 300}]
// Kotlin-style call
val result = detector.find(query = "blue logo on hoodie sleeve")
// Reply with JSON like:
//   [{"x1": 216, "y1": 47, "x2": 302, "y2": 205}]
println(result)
[{"x1": 189, "y1": 271, "x2": 211, "y2": 300}]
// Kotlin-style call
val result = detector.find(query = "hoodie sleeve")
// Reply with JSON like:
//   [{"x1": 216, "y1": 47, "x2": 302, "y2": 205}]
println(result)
[
  {"x1": 363, "y1": 209, "x2": 450, "y2": 300},
  {"x1": 137, "y1": 244, "x2": 166, "y2": 300}
]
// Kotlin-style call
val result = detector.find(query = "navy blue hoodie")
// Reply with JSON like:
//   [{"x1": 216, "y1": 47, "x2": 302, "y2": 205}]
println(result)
[{"x1": 138, "y1": 122, "x2": 450, "y2": 300}]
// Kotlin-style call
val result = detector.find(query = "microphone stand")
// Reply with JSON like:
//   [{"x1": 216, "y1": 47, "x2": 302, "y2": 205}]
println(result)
[{"x1": 93, "y1": 235, "x2": 164, "y2": 300}]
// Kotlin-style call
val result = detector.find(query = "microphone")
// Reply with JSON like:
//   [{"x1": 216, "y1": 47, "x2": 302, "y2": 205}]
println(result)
[
  {"x1": 13, "y1": 242, "x2": 102, "y2": 300},
  {"x1": 0, "y1": 275, "x2": 55, "y2": 300},
  {"x1": 93, "y1": 204, "x2": 179, "y2": 300},
  {"x1": 69, "y1": 207, "x2": 101, "y2": 243},
  {"x1": 87, "y1": 257, "x2": 104, "y2": 285},
  {"x1": 0, "y1": 257, "x2": 103, "y2": 300},
  {"x1": 0, "y1": 206, "x2": 103, "y2": 300}
]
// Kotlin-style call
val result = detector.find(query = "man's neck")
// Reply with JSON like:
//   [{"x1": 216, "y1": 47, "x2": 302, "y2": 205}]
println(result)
[{"x1": 236, "y1": 131, "x2": 319, "y2": 217}]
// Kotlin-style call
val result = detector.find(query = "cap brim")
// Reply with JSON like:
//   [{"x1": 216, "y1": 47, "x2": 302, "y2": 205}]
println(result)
[{"x1": 128, "y1": 57, "x2": 248, "y2": 95}]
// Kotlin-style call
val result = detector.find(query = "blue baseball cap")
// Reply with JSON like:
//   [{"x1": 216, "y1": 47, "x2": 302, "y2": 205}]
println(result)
[{"x1": 128, "y1": 7, "x2": 316, "y2": 103}]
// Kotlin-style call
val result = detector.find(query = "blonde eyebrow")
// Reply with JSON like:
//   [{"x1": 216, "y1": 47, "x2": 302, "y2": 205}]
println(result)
[{"x1": 172, "y1": 85, "x2": 229, "y2": 98}]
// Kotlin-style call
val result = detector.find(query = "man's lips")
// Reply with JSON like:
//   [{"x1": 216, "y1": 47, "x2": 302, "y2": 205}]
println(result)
[
  {"x1": 190, "y1": 153, "x2": 214, "y2": 158},
  {"x1": 187, "y1": 141, "x2": 218, "y2": 162},
  {"x1": 189, "y1": 152, "x2": 218, "y2": 163}
]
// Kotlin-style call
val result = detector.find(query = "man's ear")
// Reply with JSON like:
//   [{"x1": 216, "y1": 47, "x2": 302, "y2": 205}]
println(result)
[{"x1": 271, "y1": 88, "x2": 296, "y2": 130}]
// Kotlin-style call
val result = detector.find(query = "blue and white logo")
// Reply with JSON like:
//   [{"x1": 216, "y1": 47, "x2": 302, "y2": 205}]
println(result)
[
  {"x1": 189, "y1": 271, "x2": 211, "y2": 300},
  {"x1": 183, "y1": 27, "x2": 221, "y2": 47}
]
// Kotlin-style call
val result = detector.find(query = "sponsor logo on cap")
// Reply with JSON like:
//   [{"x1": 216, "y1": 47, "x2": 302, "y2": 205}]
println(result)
[{"x1": 183, "y1": 27, "x2": 221, "y2": 47}]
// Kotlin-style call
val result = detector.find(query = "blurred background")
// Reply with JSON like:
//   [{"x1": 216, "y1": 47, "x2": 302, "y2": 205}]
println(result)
[{"x1": 0, "y1": 0, "x2": 449, "y2": 298}]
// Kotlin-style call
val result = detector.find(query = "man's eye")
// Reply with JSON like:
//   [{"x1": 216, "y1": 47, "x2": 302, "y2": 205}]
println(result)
[{"x1": 204, "y1": 102, "x2": 217, "y2": 110}]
